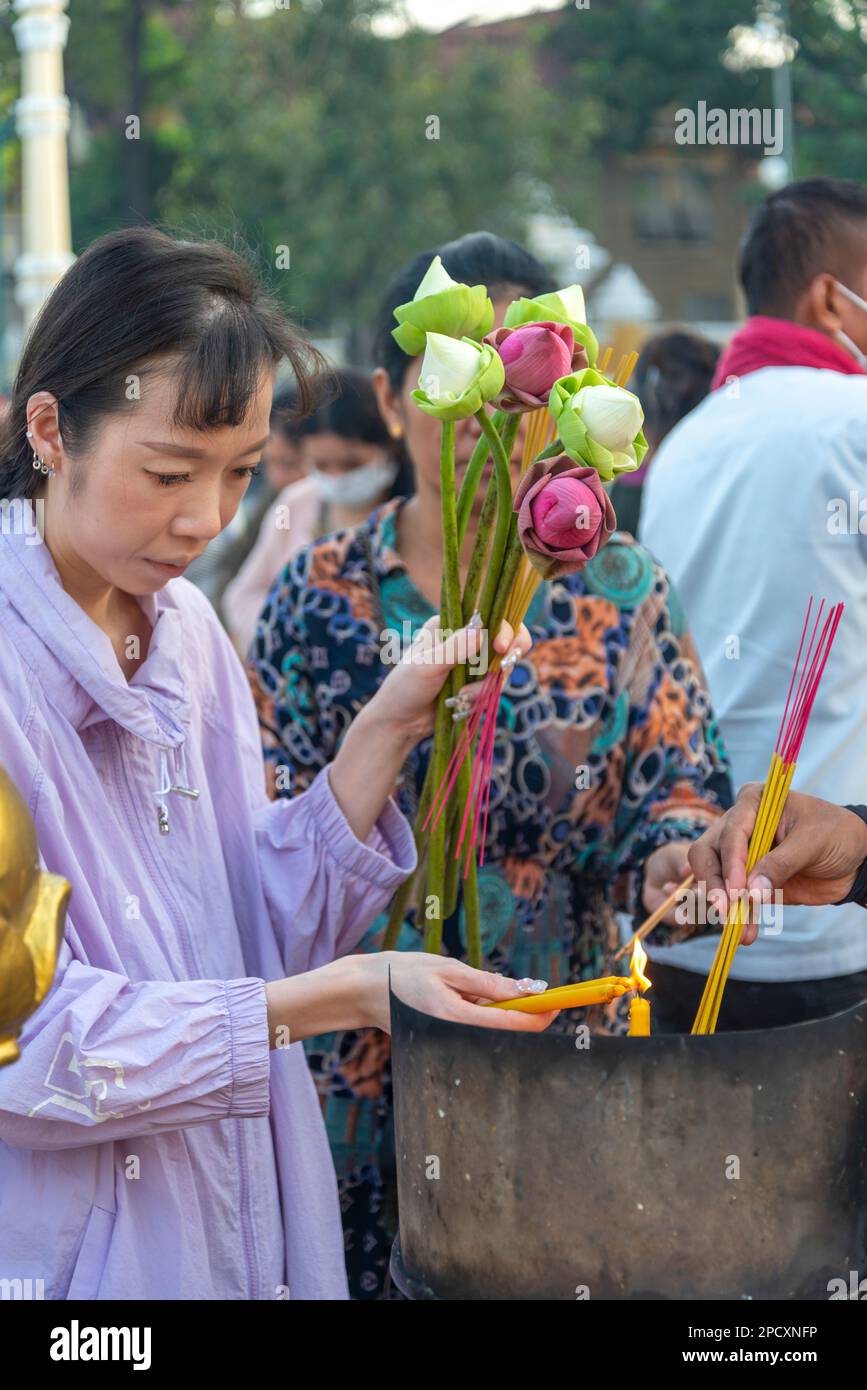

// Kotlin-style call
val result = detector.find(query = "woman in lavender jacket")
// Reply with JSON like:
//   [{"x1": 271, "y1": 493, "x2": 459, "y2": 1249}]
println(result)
[{"x1": 0, "y1": 228, "x2": 548, "y2": 1301}]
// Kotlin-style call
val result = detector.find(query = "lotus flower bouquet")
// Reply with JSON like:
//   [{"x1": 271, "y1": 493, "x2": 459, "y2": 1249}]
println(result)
[{"x1": 382, "y1": 258, "x2": 648, "y2": 965}]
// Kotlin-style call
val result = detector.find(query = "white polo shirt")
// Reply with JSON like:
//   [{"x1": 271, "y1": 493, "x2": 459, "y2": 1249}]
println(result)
[{"x1": 641, "y1": 364, "x2": 867, "y2": 982}]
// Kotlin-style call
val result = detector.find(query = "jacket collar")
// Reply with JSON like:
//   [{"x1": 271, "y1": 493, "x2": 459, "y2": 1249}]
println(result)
[{"x1": 0, "y1": 499, "x2": 191, "y2": 749}]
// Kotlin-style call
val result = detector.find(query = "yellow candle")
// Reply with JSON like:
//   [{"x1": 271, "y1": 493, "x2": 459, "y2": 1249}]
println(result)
[
  {"x1": 628, "y1": 994, "x2": 650, "y2": 1036},
  {"x1": 484, "y1": 979, "x2": 632, "y2": 1013}
]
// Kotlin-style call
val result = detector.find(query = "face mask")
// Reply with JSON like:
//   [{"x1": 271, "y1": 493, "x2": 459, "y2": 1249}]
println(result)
[
  {"x1": 312, "y1": 454, "x2": 399, "y2": 507},
  {"x1": 833, "y1": 280, "x2": 867, "y2": 367}
]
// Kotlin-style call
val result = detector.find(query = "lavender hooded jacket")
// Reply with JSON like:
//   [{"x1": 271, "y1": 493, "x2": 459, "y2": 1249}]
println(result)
[{"x1": 0, "y1": 503, "x2": 416, "y2": 1299}]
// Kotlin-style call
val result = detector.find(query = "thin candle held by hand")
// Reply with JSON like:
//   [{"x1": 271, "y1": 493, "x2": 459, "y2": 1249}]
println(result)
[{"x1": 483, "y1": 975, "x2": 631, "y2": 1013}]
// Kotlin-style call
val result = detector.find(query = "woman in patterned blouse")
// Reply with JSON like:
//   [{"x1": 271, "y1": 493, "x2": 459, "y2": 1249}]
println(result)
[{"x1": 247, "y1": 232, "x2": 733, "y2": 1298}]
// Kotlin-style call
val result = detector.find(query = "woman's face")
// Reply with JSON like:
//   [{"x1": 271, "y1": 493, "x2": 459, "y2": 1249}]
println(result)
[
  {"x1": 373, "y1": 292, "x2": 531, "y2": 515},
  {"x1": 303, "y1": 431, "x2": 385, "y2": 477},
  {"x1": 265, "y1": 431, "x2": 306, "y2": 492},
  {"x1": 29, "y1": 363, "x2": 275, "y2": 595}
]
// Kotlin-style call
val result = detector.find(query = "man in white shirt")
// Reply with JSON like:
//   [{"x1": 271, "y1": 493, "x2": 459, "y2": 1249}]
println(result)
[{"x1": 641, "y1": 177, "x2": 867, "y2": 1026}]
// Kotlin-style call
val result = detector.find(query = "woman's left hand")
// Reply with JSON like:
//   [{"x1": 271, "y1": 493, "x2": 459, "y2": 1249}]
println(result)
[{"x1": 367, "y1": 612, "x2": 531, "y2": 743}]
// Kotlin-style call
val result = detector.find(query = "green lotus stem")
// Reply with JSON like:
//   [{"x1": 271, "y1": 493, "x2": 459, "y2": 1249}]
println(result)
[
  {"x1": 439, "y1": 421, "x2": 463, "y2": 632},
  {"x1": 462, "y1": 471, "x2": 497, "y2": 622},
  {"x1": 381, "y1": 874, "x2": 414, "y2": 952},
  {"x1": 381, "y1": 769, "x2": 434, "y2": 951},
  {"x1": 443, "y1": 748, "x2": 474, "y2": 919},
  {"x1": 422, "y1": 421, "x2": 462, "y2": 954},
  {"x1": 442, "y1": 759, "x2": 482, "y2": 966},
  {"x1": 422, "y1": 692, "x2": 450, "y2": 954},
  {"x1": 443, "y1": 803, "x2": 461, "y2": 919},
  {"x1": 489, "y1": 522, "x2": 524, "y2": 641},
  {"x1": 477, "y1": 411, "x2": 520, "y2": 628},
  {"x1": 455, "y1": 408, "x2": 507, "y2": 545}
]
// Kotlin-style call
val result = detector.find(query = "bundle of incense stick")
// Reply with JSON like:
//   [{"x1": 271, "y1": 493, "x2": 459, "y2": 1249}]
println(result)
[
  {"x1": 691, "y1": 597, "x2": 844, "y2": 1035},
  {"x1": 424, "y1": 350, "x2": 638, "y2": 881}
]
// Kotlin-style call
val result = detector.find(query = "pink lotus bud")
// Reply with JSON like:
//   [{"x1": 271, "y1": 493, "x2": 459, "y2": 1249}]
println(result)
[
  {"x1": 513, "y1": 455, "x2": 617, "y2": 579},
  {"x1": 485, "y1": 321, "x2": 586, "y2": 413},
  {"x1": 529, "y1": 475, "x2": 603, "y2": 549}
]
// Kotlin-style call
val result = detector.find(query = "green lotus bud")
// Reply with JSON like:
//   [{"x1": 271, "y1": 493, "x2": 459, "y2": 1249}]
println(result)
[
  {"x1": 412, "y1": 333, "x2": 506, "y2": 422},
  {"x1": 504, "y1": 284, "x2": 598, "y2": 366},
  {"x1": 549, "y1": 368, "x2": 648, "y2": 481},
  {"x1": 392, "y1": 255, "x2": 494, "y2": 357}
]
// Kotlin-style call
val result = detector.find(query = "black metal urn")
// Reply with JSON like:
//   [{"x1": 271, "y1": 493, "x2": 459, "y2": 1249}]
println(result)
[{"x1": 388, "y1": 987, "x2": 867, "y2": 1300}]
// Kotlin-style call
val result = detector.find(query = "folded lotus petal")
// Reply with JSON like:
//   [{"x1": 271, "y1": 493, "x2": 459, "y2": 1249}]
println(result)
[
  {"x1": 392, "y1": 256, "x2": 494, "y2": 356},
  {"x1": 513, "y1": 455, "x2": 617, "y2": 578},
  {"x1": 571, "y1": 382, "x2": 644, "y2": 453},
  {"x1": 530, "y1": 475, "x2": 603, "y2": 547},
  {"x1": 420, "y1": 332, "x2": 485, "y2": 399},
  {"x1": 549, "y1": 368, "x2": 649, "y2": 480},
  {"x1": 504, "y1": 285, "x2": 599, "y2": 367},
  {"x1": 485, "y1": 321, "x2": 587, "y2": 413},
  {"x1": 411, "y1": 338, "x2": 506, "y2": 421}
]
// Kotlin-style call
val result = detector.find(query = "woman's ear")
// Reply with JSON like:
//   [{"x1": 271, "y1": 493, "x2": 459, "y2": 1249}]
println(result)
[
  {"x1": 25, "y1": 391, "x2": 64, "y2": 469},
  {"x1": 372, "y1": 367, "x2": 405, "y2": 442}
]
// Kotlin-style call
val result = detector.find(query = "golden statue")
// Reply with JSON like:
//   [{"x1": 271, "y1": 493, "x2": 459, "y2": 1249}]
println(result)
[{"x1": 0, "y1": 765, "x2": 68, "y2": 1067}]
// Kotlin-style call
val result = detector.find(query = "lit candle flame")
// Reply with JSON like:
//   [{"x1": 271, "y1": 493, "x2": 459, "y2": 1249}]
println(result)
[{"x1": 629, "y1": 937, "x2": 651, "y2": 994}]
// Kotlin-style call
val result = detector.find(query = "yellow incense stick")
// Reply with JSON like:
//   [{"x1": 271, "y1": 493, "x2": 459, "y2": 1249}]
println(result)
[{"x1": 692, "y1": 754, "x2": 792, "y2": 1034}]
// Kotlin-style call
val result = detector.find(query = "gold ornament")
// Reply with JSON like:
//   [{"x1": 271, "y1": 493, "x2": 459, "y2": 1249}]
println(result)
[{"x1": 0, "y1": 765, "x2": 68, "y2": 1067}]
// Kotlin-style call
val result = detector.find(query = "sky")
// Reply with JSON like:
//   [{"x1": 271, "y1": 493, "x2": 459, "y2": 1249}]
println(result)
[{"x1": 372, "y1": 0, "x2": 566, "y2": 36}]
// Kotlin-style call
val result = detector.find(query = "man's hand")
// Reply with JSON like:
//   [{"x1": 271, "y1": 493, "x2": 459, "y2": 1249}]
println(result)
[
  {"x1": 688, "y1": 786, "x2": 867, "y2": 945},
  {"x1": 641, "y1": 841, "x2": 694, "y2": 925}
]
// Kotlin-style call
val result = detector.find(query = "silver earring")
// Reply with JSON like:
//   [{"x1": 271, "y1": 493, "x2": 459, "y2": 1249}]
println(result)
[{"x1": 31, "y1": 452, "x2": 54, "y2": 477}]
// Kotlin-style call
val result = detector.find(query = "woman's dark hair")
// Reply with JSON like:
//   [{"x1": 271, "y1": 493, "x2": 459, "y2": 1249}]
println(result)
[
  {"x1": 374, "y1": 231, "x2": 555, "y2": 389},
  {"x1": 0, "y1": 225, "x2": 325, "y2": 499},
  {"x1": 739, "y1": 177, "x2": 867, "y2": 317},
  {"x1": 631, "y1": 330, "x2": 720, "y2": 447},
  {"x1": 269, "y1": 382, "x2": 315, "y2": 445},
  {"x1": 307, "y1": 366, "x2": 392, "y2": 445}
]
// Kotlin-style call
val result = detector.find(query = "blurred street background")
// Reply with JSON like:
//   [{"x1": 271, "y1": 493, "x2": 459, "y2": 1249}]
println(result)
[{"x1": 0, "y1": 0, "x2": 864, "y2": 384}]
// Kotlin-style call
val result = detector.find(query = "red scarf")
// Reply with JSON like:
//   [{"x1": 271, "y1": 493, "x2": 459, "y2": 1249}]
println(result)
[{"x1": 711, "y1": 315, "x2": 867, "y2": 390}]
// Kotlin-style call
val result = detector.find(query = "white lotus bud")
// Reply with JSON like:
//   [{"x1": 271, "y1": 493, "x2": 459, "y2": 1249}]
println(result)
[
  {"x1": 414, "y1": 256, "x2": 460, "y2": 301},
  {"x1": 418, "y1": 333, "x2": 481, "y2": 402},
  {"x1": 572, "y1": 384, "x2": 643, "y2": 452}
]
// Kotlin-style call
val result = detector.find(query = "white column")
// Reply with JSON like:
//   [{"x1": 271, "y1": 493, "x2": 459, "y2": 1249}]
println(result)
[{"x1": 12, "y1": 0, "x2": 75, "y2": 329}]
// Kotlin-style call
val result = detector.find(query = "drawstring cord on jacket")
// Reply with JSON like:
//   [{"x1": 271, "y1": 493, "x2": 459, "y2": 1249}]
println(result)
[{"x1": 154, "y1": 746, "x2": 200, "y2": 835}]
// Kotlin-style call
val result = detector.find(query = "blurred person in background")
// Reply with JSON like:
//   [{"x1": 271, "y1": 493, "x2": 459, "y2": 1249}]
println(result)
[
  {"x1": 223, "y1": 366, "x2": 411, "y2": 655},
  {"x1": 607, "y1": 330, "x2": 719, "y2": 539},
  {"x1": 641, "y1": 176, "x2": 867, "y2": 1020},
  {"x1": 246, "y1": 230, "x2": 732, "y2": 1299},
  {"x1": 184, "y1": 382, "x2": 313, "y2": 611}
]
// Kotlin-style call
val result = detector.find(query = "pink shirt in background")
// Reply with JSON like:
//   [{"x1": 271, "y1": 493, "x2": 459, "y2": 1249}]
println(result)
[{"x1": 223, "y1": 475, "x2": 323, "y2": 656}]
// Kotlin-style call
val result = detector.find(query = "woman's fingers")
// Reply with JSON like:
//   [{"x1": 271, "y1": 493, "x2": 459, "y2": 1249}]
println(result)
[
  {"x1": 494, "y1": 619, "x2": 532, "y2": 662},
  {"x1": 447, "y1": 999, "x2": 561, "y2": 1031}
]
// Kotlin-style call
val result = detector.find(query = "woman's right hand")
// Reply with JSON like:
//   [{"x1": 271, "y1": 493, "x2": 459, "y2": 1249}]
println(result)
[{"x1": 353, "y1": 951, "x2": 560, "y2": 1034}]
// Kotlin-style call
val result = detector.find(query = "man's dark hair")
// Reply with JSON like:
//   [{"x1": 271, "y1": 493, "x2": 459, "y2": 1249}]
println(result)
[{"x1": 739, "y1": 177, "x2": 867, "y2": 317}]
